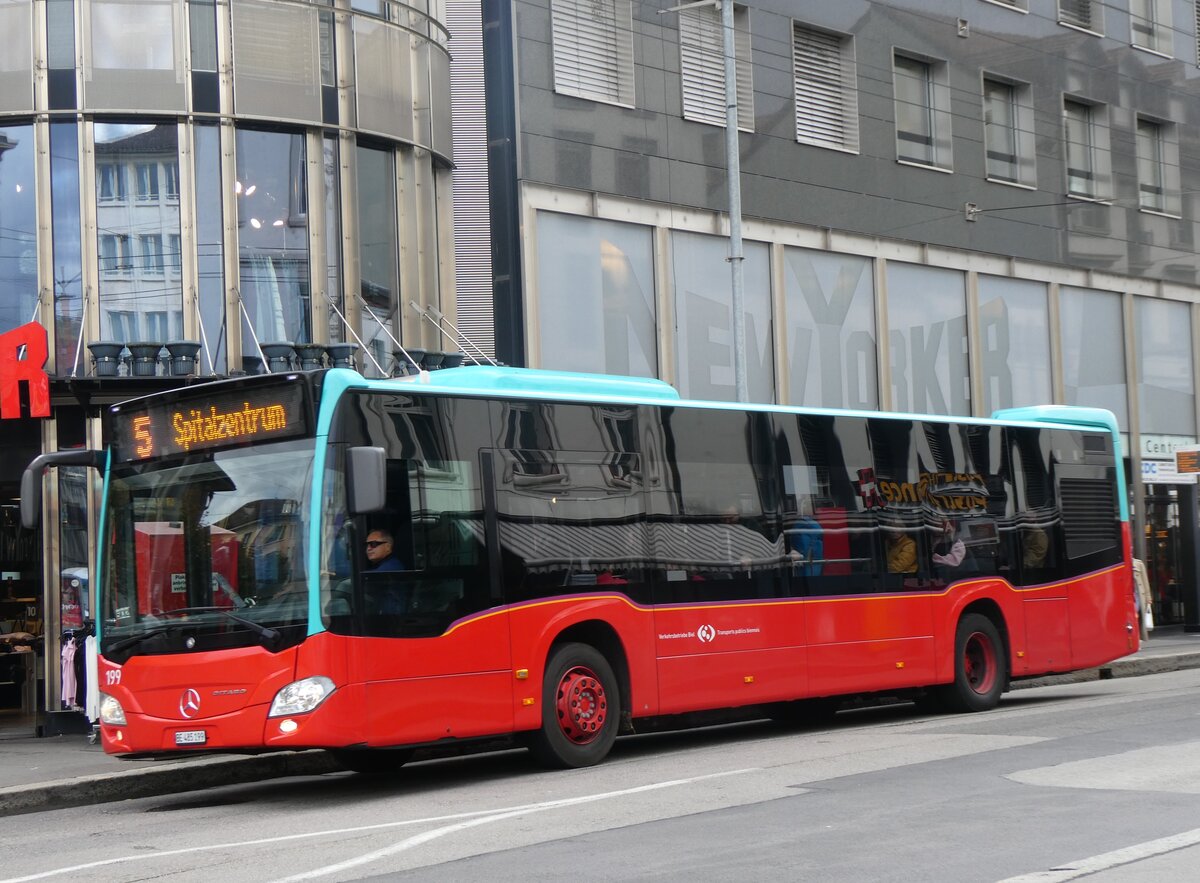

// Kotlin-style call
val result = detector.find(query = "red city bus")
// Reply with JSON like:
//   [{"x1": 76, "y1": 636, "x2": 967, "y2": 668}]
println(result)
[{"x1": 22, "y1": 366, "x2": 1137, "y2": 770}]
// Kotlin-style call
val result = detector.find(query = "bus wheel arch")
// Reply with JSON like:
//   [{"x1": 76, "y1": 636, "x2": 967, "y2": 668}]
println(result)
[
  {"x1": 941, "y1": 605, "x2": 1009, "y2": 713},
  {"x1": 530, "y1": 623, "x2": 628, "y2": 768}
]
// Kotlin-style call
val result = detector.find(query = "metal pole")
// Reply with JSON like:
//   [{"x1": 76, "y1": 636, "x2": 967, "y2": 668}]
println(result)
[{"x1": 721, "y1": 0, "x2": 747, "y2": 403}]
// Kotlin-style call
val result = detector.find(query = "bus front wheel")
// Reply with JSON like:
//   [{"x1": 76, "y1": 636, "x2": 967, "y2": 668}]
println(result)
[
  {"x1": 941, "y1": 613, "x2": 1006, "y2": 713},
  {"x1": 530, "y1": 642, "x2": 620, "y2": 768}
]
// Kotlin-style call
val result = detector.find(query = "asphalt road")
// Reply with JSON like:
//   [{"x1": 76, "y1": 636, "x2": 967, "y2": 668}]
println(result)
[{"x1": 5, "y1": 669, "x2": 1200, "y2": 882}]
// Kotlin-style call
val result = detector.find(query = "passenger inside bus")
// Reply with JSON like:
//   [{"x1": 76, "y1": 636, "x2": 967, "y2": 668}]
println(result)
[
  {"x1": 884, "y1": 525, "x2": 917, "y2": 574},
  {"x1": 932, "y1": 518, "x2": 968, "y2": 577}
]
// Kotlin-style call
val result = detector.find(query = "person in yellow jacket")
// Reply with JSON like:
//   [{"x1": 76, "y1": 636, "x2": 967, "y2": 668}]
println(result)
[{"x1": 885, "y1": 527, "x2": 917, "y2": 574}]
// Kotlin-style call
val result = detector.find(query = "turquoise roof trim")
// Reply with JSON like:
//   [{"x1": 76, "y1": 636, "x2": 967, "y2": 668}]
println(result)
[{"x1": 992, "y1": 405, "x2": 1128, "y2": 522}]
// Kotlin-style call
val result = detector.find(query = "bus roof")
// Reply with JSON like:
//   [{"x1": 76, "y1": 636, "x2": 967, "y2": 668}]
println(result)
[{"x1": 328, "y1": 366, "x2": 1121, "y2": 436}]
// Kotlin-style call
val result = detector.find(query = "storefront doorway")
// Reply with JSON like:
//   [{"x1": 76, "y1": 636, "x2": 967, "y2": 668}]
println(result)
[
  {"x1": 1145, "y1": 486, "x2": 1185, "y2": 626},
  {"x1": 0, "y1": 419, "x2": 44, "y2": 738}
]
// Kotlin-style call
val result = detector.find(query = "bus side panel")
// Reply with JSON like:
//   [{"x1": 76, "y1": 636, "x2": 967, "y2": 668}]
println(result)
[
  {"x1": 653, "y1": 601, "x2": 806, "y2": 714},
  {"x1": 1068, "y1": 564, "x2": 1137, "y2": 670},
  {"x1": 804, "y1": 595, "x2": 936, "y2": 696},
  {"x1": 657, "y1": 647, "x2": 807, "y2": 712},
  {"x1": 1022, "y1": 596, "x2": 1072, "y2": 672},
  {"x1": 931, "y1": 581, "x2": 1026, "y2": 685},
  {"x1": 507, "y1": 596, "x2": 658, "y2": 733},
  {"x1": 360, "y1": 611, "x2": 515, "y2": 746}
]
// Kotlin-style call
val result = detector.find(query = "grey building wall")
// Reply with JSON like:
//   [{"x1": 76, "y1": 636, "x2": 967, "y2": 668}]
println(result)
[{"x1": 506, "y1": 0, "x2": 1200, "y2": 285}]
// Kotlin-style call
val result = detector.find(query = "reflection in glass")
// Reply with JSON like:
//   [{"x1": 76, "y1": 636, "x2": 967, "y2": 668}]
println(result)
[
  {"x1": 51, "y1": 122, "x2": 84, "y2": 374},
  {"x1": 0, "y1": 124, "x2": 38, "y2": 334},
  {"x1": 194, "y1": 124, "x2": 225, "y2": 372},
  {"x1": 783, "y1": 247, "x2": 876, "y2": 409},
  {"x1": 95, "y1": 122, "x2": 182, "y2": 345},
  {"x1": 1136, "y1": 297, "x2": 1193, "y2": 435},
  {"x1": 356, "y1": 143, "x2": 397, "y2": 376},
  {"x1": 886, "y1": 263, "x2": 968, "y2": 415},
  {"x1": 536, "y1": 213, "x2": 656, "y2": 378},
  {"x1": 1059, "y1": 287, "x2": 1127, "y2": 426},
  {"x1": 672, "y1": 231, "x2": 773, "y2": 403},
  {"x1": 978, "y1": 276, "x2": 1051, "y2": 412},
  {"x1": 324, "y1": 135, "x2": 344, "y2": 343},
  {"x1": 236, "y1": 128, "x2": 311, "y2": 351}
]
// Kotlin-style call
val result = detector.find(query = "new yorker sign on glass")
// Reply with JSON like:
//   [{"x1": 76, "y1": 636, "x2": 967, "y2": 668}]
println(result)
[{"x1": 112, "y1": 382, "x2": 309, "y2": 461}]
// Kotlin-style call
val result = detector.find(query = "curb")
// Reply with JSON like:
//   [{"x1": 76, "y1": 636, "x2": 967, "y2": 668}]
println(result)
[
  {"x1": 1012, "y1": 649, "x2": 1200, "y2": 690},
  {"x1": 0, "y1": 749, "x2": 343, "y2": 817}
]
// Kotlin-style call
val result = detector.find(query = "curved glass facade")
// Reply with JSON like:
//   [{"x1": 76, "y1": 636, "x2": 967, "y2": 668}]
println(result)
[{"x1": 0, "y1": 0, "x2": 456, "y2": 377}]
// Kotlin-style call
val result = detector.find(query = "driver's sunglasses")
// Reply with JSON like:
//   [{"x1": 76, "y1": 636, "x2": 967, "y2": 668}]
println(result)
[{"x1": 365, "y1": 540, "x2": 388, "y2": 548}]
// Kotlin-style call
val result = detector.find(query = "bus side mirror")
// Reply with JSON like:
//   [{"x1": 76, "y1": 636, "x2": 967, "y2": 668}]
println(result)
[
  {"x1": 346, "y1": 446, "x2": 387, "y2": 515},
  {"x1": 21, "y1": 449, "x2": 107, "y2": 529}
]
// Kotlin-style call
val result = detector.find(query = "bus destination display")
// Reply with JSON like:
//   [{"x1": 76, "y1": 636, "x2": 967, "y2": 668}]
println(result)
[{"x1": 114, "y1": 383, "x2": 309, "y2": 461}]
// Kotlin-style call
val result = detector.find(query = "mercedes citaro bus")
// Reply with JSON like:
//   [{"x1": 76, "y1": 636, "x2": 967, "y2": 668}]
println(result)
[{"x1": 22, "y1": 366, "x2": 1137, "y2": 771}]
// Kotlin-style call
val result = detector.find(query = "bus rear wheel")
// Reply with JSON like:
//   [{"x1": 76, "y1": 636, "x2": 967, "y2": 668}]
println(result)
[
  {"x1": 530, "y1": 642, "x2": 620, "y2": 769},
  {"x1": 941, "y1": 613, "x2": 1006, "y2": 713},
  {"x1": 329, "y1": 747, "x2": 413, "y2": 775}
]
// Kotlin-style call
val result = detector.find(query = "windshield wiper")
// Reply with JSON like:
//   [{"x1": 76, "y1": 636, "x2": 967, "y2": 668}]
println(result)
[
  {"x1": 105, "y1": 625, "x2": 177, "y2": 656},
  {"x1": 105, "y1": 607, "x2": 282, "y2": 656},
  {"x1": 159, "y1": 607, "x2": 283, "y2": 651}
]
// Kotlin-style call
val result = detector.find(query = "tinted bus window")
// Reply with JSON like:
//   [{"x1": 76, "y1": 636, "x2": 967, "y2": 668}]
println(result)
[
  {"x1": 647, "y1": 407, "x2": 784, "y2": 604},
  {"x1": 773, "y1": 413, "x2": 878, "y2": 596},
  {"x1": 1007, "y1": 427, "x2": 1063, "y2": 585},
  {"x1": 323, "y1": 392, "x2": 493, "y2": 637},
  {"x1": 490, "y1": 401, "x2": 651, "y2": 605}
]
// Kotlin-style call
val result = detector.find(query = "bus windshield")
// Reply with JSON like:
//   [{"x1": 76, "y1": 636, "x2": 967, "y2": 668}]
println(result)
[{"x1": 100, "y1": 438, "x2": 315, "y2": 660}]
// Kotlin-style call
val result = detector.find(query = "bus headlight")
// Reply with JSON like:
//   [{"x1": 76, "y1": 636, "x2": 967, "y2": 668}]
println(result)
[
  {"x1": 268, "y1": 676, "x2": 336, "y2": 717},
  {"x1": 99, "y1": 693, "x2": 127, "y2": 726}
]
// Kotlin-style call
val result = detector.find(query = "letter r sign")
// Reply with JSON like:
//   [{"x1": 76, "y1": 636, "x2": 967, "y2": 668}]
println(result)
[{"x1": 0, "y1": 322, "x2": 51, "y2": 419}]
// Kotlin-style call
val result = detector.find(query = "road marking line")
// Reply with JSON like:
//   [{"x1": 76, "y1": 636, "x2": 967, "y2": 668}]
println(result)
[
  {"x1": 0, "y1": 768, "x2": 757, "y2": 883},
  {"x1": 998, "y1": 827, "x2": 1200, "y2": 882},
  {"x1": 269, "y1": 768, "x2": 757, "y2": 882}
]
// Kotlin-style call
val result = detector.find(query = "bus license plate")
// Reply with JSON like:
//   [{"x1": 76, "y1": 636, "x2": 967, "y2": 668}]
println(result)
[{"x1": 174, "y1": 730, "x2": 206, "y2": 746}]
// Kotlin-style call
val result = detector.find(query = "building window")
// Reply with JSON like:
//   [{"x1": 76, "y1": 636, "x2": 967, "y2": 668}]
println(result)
[
  {"x1": 983, "y1": 0, "x2": 1027, "y2": 9},
  {"x1": 356, "y1": 143, "x2": 398, "y2": 378},
  {"x1": 792, "y1": 24, "x2": 859, "y2": 152},
  {"x1": 679, "y1": 2, "x2": 753, "y2": 130},
  {"x1": 1063, "y1": 98, "x2": 1110, "y2": 200},
  {"x1": 550, "y1": 0, "x2": 635, "y2": 107},
  {"x1": 893, "y1": 53, "x2": 951, "y2": 169},
  {"x1": 982, "y1": 76, "x2": 1034, "y2": 186},
  {"x1": 97, "y1": 163, "x2": 125, "y2": 202},
  {"x1": 1137, "y1": 116, "x2": 1180, "y2": 215},
  {"x1": 167, "y1": 232, "x2": 182, "y2": 275},
  {"x1": 1131, "y1": 0, "x2": 1172, "y2": 55},
  {"x1": 164, "y1": 160, "x2": 179, "y2": 201},
  {"x1": 141, "y1": 234, "x2": 165, "y2": 276},
  {"x1": 1058, "y1": 0, "x2": 1103, "y2": 33},
  {"x1": 136, "y1": 162, "x2": 159, "y2": 201},
  {"x1": 107, "y1": 310, "x2": 138, "y2": 342},
  {"x1": 98, "y1": 234, "x2": 129, "y2": 277},
  {"x1": 146, "y1": 311, "x2": 169, "y2": 341}
]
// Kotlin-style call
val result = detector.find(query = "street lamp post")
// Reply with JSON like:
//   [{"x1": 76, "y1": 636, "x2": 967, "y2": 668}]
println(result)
[
  {"x1": 719, "y1": 0, "x2": 747, "y2": 403},
  {"x1": 664, "y1": 0, "x2": 747, "y2": 402}
]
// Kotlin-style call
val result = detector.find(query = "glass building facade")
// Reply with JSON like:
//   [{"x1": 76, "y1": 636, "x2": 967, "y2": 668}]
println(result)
[{"x1": 0, "y1": 0, "x2": 456, "y2": 735}]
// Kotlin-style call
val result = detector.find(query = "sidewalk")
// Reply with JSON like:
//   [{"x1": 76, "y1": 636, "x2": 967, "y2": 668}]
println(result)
[{"x1": 2, "y1": 627, "x2": 1199, "y2": 817}]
